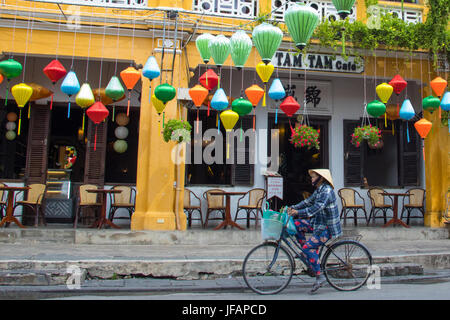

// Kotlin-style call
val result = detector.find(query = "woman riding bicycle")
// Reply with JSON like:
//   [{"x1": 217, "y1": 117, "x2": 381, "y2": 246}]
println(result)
[{"x1": 287, "y1": 169, "x2": 342, "y2": 294}]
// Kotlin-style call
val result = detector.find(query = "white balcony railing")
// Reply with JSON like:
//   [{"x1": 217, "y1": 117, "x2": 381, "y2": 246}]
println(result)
[
  {"x1": 384, "y1": 7, "x2": 422, "y2": 23},
  {"x1": 23, "y1": 0, "x2": 149, "y2": 9},
  {"x1": 192, "y1": 0, "x2": 259, "y2": 19}
]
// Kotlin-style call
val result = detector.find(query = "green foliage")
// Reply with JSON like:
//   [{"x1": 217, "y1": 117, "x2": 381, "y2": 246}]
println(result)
[
  {"x1": 163, "y1": 119, "x2": 192, "y2": 143},
  {"x1": 291, "y1": 125, "x2": 320, "y2": 150}
]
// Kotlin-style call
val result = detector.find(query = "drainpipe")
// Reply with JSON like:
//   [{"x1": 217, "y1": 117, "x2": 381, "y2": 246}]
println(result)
[{"x1": 173, "y1": 142, "x2": 184, "y2": 230}]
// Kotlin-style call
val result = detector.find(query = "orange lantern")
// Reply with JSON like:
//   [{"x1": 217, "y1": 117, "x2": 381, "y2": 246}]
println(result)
[
  {"x1": 0, "y1": 74, "x2": 3, "y2": 84},
  {"x1": 120, "y1": 66, "x2": 141, "y2": 116},
  {"x1": 245, "y1": 84, "x2": 265, "y2": 130},
  {"x1": 189, "y1": 84, "x2": 209, "y2": 134},
  {"x1": 430, "y1": 77, "x2": 447, "y2": 97},
  {"x1": 414, "y1": 118, "x2": 432, "y2": 161}
]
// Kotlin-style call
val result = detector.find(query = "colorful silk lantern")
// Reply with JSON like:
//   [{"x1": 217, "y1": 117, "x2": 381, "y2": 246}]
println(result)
[
  {"x1": 6, "y1": 130, "x2": 16, "y2": 141},
  {"x1": 114, "y1": 126, "x2": 129, "y2": 140},
  {"x1": 6, "y1": 112, "x2": 17, "y2": 122},
  {"x1": 151, "y1": 94, "x2": 165, "y2": 115},
  {"x1": 11, "y1": 83, "x2": 33, "y2": 136},
  {"x1": 0, "y1": 59, "x2": 23, "y2": 104},
  {"x1": 61, "y1": 71, "x2": 80, "y2": 116},
  {"x1": 86, "y1": 101, "x2": 109, "y2": 151},
  {"x1": 389, "y1": 74, "x2": 407, "y2": 115},
  {"x1": 105, "y1": 75, "x2": 125, "y2": 121},
  {"x1": 230, "y1": 30, "x2": 252, "y2": 70},
  {"x1": 199, "y1": 69, "x2": 219, "y2": 91},
  {"x1": 252, "y1": 23, "x2": 283, "y2": 64},
  {"x1": 142, "y1": 56, "x2": 161, "y2": 103},
  {"x1": 269, "y1": 78, "x2": 286, "y2": 124},
  {"x1": 208, "y1": 35, "x2": 231, "y2": 67},
  {"x1": 220, "y1": 109, "x2": 239, "y2": 158},
  {"x1": 400, "y1": 99, "x2": 415, "y2": 143},
  {"x1": 245, "y1": 84, "x2": 265, "y2": 130},
  {"x1": 284, "y1": 3, "x2": 319, "y2": 50},
  {"x1": 154, "y1": 83, "x2": 176, "y2": 104},
  {"x1": 422, "y1": 95, "x2": 441, "y2": 114},
  {"x1": 196, "y1": 33, "x2": 215, "y2": 64},
  {"x1": 93, "y1": 88, "x2": 125, "y2": 107},
  {"x1": 115, "y1": 113, "x2": 130, "y2": 126},
  {"x1": 76, "y1": 83, "x2": 95, "y2": 134},
  {"x1": 414, "y1": 118, "x2": 432, "y2": 160},
  {"x1": 331, "y1": 0, "x2": 356, "y2": 19},
  {"x1": 28, "y1": 83, "x2": 53, "y2": 102},
  {"x1": 430, "y1": 76, "x2": 447, "y2": 97},
  {"x1": 189, "y1": 84, "x2": 209, "y2": 133},
  {"x1": 113, "y1": 139, "x2": 128, "y2": 153},
  {"x1": 211, "y1": 88, "x2": 229, "y2": 131},
  {"x1": 376, "y1": 83, "x2": 394, "y2": 104},
  {"x1": 0, "y1": 74, "x2": 3, "y2": 84},
  {"x1": 232, "y1": 97, "x2": 253, "y2": 140},
  {"x1": 280, "y1": 96, "x2": 300, "y2": 133},
  {"x1": 43, "y1": 59, "x2": 67, "y2": 84},
  {"x1": 367, "y1": 100, "x2": 386, "y2": 118},
  {"x1": 256, "y1": 62, "x2": 274, "y2": 107},
  {"x1": 120, "y1": 66, "x2": 141, "y2": 116},
  {"x1": 441, "y1": 92, "x2": 450, "y2": 111}
]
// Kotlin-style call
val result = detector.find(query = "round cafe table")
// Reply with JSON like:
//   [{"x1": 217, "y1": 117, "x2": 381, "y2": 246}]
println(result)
[
  {"x1": 381, "y1": 192, "x2": 410, "y2": 228},
  {"x1": 209, "y1": 191, "x2": 247, "y2": 230},
  {"x1": 87, "y1": 189, "x2": 122, "y2": 229},
  {"x1": 0, "y1": 186, "x2": 30, "y2": 229}
]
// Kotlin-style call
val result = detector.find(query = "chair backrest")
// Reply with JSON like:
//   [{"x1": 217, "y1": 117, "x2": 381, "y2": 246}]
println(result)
[
  {"x1": 407, "y1": 188, "x2": 425, "y2": 206},
  {"x1": 368, "y1": 188, "x2": 387, "y2": 207},
  {"x1": 79, "y1": 184, "x2": 98, "y2": 205},
  {"x1": 0, "y1": 182, "x2": 5, "y2": 202},
  {"x1": 27, "y1": 184, "x2": 46, "y2": 204},
  {"x1": 112, "y1": 185, "x2": 133, "y2": 205},
  {"x1": 204, "y1": 189, "x2": 225, "y2": 208},
  {"x1": 247, "y1": 188, "x2": 265, "y2": 207},
  {"x1": 338, "y1": 188, "x2": 356, "y2": 207},
  {"x1": 184, "y1": 189, "x2": 200, "y2": 208}
]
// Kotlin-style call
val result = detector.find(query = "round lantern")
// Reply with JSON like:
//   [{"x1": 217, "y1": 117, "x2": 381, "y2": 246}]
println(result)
[
  {"x1": 0, "y1": 59, "x2": 23, "y2": 104},
  {"x1": 208, "y1": 35, "x2": 231, "y2": 68},
  {"x1": 230, "y1": 30, "x2": 252, "y2": 70},
  {"x1": 441, "y1": 92, "x2": 450, "y2": 111},
  {"x1": 331, "y1": 0, "x2": 356, "y2": 19},
  {"x1": 376, "y1": 83, "x2": 394, "y2": 104},
  {"x1": 422, "y1": 95, "x2": 441, "y2": 114},
  {"x1": 154, "y1": 83, "x2": 176, "y2": 105},
  {"x1": 11, "y1": 83, "x2": 33, "y2": 136},
  {"x1": 189, "y1": 84, "x2": 209, "y2": 133},
  {"x1": 142, "y1": 56, "x2": 161, "y2": 103},
  {"x1": 232, "y1": 97, "x2": 253, "y2": 116},
  {"x1": 120, "y1": 66, "x2": 141, "y2": 116},
  {"x1": 6, "y1": 112, "x2": 17, "y2": 122},
  {"x1": 61, "y1": 71, "x2": 81, "y2": 117},
  {"x1": 252, "y1": 23, "x2": 283, "y2": 64},
  {"x1": 430, "y1": 76, "x2": 447, "y2": 97},
  {"x1": 115, "y1": 126, "x2": 129, "y2": 139},
  {"x1": 220, "y1": 109, "x2": 240, "y2": 159},
  {"x1": 6, "y1": 121, "x2": 16, "y2": 131},
  {"x1": 113, "y1": 139, "x2": 128, "y2": 154},
  {"x1": 196, "y1": 33, "x2": 215, "y2": 64},
  {"x1": 115, "y1": 113, "x2": 130, "y2": 126},
  {"x1": 43, "y1": 59, "x2": 67, "y2": 84},
  {"x1": 256, "y1": 62, "x2": 275, "y2": 107},
  {"x1": 284, "y1": 3, "x2": 320, "y2": 50},
  {"x1": 5, "y1": 130, "x2": 16, "y2": 141},
  {"x1": 86, "y1": 101, "x2": 110, "y2": 151},
  {"x1": 269, "y1": 78, "x2": 286, "y2": 124},
  {"x1": 367, "y1": 100, "x2": 386, "y2": 118}
]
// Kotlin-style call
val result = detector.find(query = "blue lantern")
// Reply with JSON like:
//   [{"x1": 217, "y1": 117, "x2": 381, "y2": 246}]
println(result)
[
  {"x1": 441, "y1": 92, "x2": 450, "y2": 111},
  {"x1": 61, "y1": 71, "x2": 80, "y2": 118},
  {"x1": 211, "y1": 88, "x2": 229, "y2": 132},
  {"x1": 268, "y1": 78, "x2": 286, "y2": 124},
  {"x1": 399, "y1": 99, "x2": 415, "y2": 143},
  {"x1": 142, "y1": 56, "x2": 161, "y2": 103}
]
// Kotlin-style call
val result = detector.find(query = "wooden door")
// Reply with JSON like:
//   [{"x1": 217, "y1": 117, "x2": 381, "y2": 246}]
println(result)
[{"x1": 83, "y1": 119, "x2": 108, "y2": 187}]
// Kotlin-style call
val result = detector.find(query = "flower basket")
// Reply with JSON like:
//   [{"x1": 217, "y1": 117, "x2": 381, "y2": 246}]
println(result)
[
  {"x1": 163, "y1": 119, "x2": 192, "y2": 143},
  {"x1": 290, "y1": 125, "x2": 320, "y2": 150},
  {"x1": 351, "y1": 125, "x2": 382, "y2": 148}
]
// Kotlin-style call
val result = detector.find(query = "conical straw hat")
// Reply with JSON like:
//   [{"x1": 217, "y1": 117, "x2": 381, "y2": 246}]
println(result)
[{"x1": 308, "y1": 169, "x2": 334, "y2": 189}]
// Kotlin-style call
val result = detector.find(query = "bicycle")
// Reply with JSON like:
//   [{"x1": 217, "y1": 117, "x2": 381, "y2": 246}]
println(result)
[{"x1": 242, "y1": 205, "x2": 373, "y2": 295}]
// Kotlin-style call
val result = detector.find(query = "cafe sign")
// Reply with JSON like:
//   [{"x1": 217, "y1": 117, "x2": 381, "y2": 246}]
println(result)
[{"x1": 272, "y1": 51, "x2": 364, "y2": 74}]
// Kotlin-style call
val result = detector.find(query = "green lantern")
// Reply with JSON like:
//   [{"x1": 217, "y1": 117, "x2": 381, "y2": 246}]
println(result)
[
  {"x1": 252, "y1": 23, "x2": 283, "y2": 64},
  {"x1": 284, "y1": 3, "x2": 319, "y2": 50},
  {"x1": 208, "y1": 35, "x2": 231, "y2": 67},
  {"x1": 367, "y1": 100, "x2": 386, "y2": 118},
  {"x1": 230, "y1": 30, "x2": 253, "y2": 70},
  {"x1": 422, "y1": 95, "x2": 441, "y2": 113},
  {"x1": 196, "y1": 33, "x2": 215, "y2": 64},
  {"x1": 113, "y1": 140, "x2": 128, "y2": 153},
  {"x1": 231, "y1": 97, "x2": 253, "y2": 116},
  {"x1": 105, "y1": 76, "x2": 125, "y2": 101},
  {"x1": 332, "y1": 0, "x2": 356, "y2": 19},
  {"x1": 0, "y1": 59, "x2": 23, "y2": 105},
  {"x1": 154, "y1": 83, "x2": 176, "y2": 104}
]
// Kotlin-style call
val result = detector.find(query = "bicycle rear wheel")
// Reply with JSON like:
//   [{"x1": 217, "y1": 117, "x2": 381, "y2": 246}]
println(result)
[
  {"x1": 322, "y1": 240, "x2": 372, "y2": 291},
  {"x1": 242, "y1": 242, "x2": 294, "y2": 295}
]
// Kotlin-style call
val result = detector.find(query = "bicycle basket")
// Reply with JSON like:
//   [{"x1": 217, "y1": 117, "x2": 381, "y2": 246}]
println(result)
[{"x1": 261, "y1": 218, "x2": 284, "y2": 241}]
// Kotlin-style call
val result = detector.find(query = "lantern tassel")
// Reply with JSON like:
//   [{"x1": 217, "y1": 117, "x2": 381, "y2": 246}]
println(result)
[
  {"x1": 94, "y1": 125, "x2": 98, "y2": 151},
  {"x1": 392, "y1": 120, "x2": 395, "y2": 135},
  {"x1": 289, "y1": 118, "x2": 294, "y2": 135},
  {"x1": 275, "y1": 106, "x2": 278, "y2": 124},
  {"x1": 205, "y1": 69, "x2": 208, "y2": 87},
  {"x1": 5, "y1": 83, "x2": 9, "y2": 105},
  {"x1": 384, "y1": 113, "x2": 387, "y2": 128},
  {"x1": 127, "y1": 91, "x2": 131, "y2": 116},
  {"x1": 28, "y1": 103, "x2": 31, "y2": 119},
  {"x1": 18, "y1": 108, "x2": 22, "y2": 136},
  {"x1": 207, "y1": 101, "x2": 210, "y2": 117},
  {"x1": 162, "y1": 112, "x2": 165, "y2": 129},
  {"x1": 82, "y1": 110, "x2": 86, "y2": 134},
  {"x1": 112, "y1": 105, "x2": 116, "y2": 122},
  {"x1": 263, "y1": 84, "x2": 266, "y2": 107},
  {"x1": 439, "y1": 107, "x2": 441, "y2": 119},
  {"x1": 406, "y1": 122, "x2": 410, "y2": 143},
  {"x1": 253, "y1": 108, "x2": 256, "y2": 131},
  {"x1": 158, "y1": 119, "x2": 161, "y2": 136},
  {"x1": 217, "y1": 114, "x2": 221, "y2": 134},
  {"x1": 196, "y1": 109, "x2": 199, "y2": 134},
  {"x1": 50, "y1": 93, "x2": 53, "y2": 110},
  {"x1": 149, "y1": 85, "x2": 152, "y2": 104},
  {"x1": 67, "y1": 99, "x2": 71, "y2": 118},
  {"x1": 240, "y1": 119, "x2": 243, "y2": 142}
]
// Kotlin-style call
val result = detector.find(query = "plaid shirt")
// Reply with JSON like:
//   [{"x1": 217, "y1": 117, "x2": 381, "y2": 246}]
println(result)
[{"x1": 290, "y1": 183, "x2": 342, "y2": 238}]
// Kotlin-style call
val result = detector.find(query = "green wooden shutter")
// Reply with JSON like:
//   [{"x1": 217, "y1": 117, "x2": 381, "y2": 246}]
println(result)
[
  {"x1": 232, "y1": 116, "x2": 254, "y2": 186},
  {"x1": 344, "y1": 120, "x2": 363, "y2": 186}
]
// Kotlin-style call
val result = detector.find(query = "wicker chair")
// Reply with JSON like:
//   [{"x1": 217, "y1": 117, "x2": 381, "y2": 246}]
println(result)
[
  {"x1": 203, "y1": 189, "x2": 226, "y2": 228},
  {"x1": 74, "y1": 184, "x2": 102, "y2": 228},
  {"x1": 444, "y1": 191, "x2": 450, "y2": 225},
  {"x1": 108, "y1": 186, "x2": 135, "y2": 223},
  {"x1": 183, "y1": 188, "x2": 203, "y2": 228},
  {"x1": 234, "y1": 188, "x2": 266, "y2": 229},
  {"x1": 13, "y1": 183, "x2": 47, "y2": 227},
  {"x1": 367, "y1": 188, "x2": 394, "y2": 225},
  {"x1": 400, "y1": 188, "x2": 425, "y2": 225},
  {"x1": 338, "y1": 188, "x2": 368, "y2": 226},
  {"x1": 0, "y1": 182, "x2": 7, "y2": 220}
]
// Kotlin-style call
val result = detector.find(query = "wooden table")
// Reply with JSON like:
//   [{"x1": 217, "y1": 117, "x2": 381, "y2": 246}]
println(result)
[
  {"x1": 209, "y1": 191, "x2": 247, "y2": 230},
  {"x1": 381, "y1": 192, "x2": 410, "y2": 228},
  {"x1": 0, "y1": 186, "x2": 30, "y2": 228},
  {"x1": 87, "y1": 189, "x2": 122, "y2": 229}
]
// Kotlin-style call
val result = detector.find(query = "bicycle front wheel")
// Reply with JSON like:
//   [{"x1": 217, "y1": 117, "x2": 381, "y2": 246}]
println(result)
[
  {"x1": 322, "y1": 240, "x2": 373, "y2": 291},
  {"x1": 242, "y1": 242, "x2": 294, "y2": 295}
]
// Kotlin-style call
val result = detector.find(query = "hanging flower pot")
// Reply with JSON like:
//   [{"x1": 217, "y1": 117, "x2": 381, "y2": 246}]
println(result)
[
  {"x1": 368, "y1": 139, "x2": 384, "y2": 149},
  {"x1": 351, "y1": 125, "x2": 382, "y2": 148},
  {"x1": 252, "y1": 23, "x2": 283, "y2": 64},
  {"x1": 43, "y1": 59, "x2": 67, "y2": 84},
  {"x1": 230, "y1": 30, "x2": 252, "y2": 70},
  {"x1": 291, "y1": 124, "x2": 320, "y2": 150},
  {"x1": 163, "y1": 119, "x2": 192, "y2": 143},
  {"x1": 284, "y1": 3, "x2": 319, "y2": 50}
]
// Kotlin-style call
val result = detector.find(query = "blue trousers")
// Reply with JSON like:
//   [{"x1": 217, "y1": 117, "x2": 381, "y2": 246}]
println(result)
[{"x1": 293, "y1": 219, "x2": 331, "y2": 275}]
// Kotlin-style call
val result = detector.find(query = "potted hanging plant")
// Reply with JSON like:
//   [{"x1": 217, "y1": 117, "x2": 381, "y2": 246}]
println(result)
[
  {"x1": 290, "y1": 124, "x2": 320, "y2": 150},
  {"x1": 163, "y1": 119, "x2": 192, "y2": 143},
  {"x1": 351, "y1": 124, "x2": 382, "y2": 148}
]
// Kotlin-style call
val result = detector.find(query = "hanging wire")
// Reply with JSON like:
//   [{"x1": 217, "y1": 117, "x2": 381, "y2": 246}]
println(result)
[
  {"x1": 85, "y1": 7, "x2": 94, "y2": 82},
  {"x1": 9, "y1": 5, "x2": 18, "y2": 58},
  {"x1": 97, "y1": 7, "x2": 108, "y2": 101},
  {"x1": 160, "y1": 12, "x2": 167, "y2": 85},
  {"x1": 22, "y1": 7, "x2": 33, "y2": 83},
  {"x1": 114, "y1": 14, "x2": 121, "y2": 75},
  {"x1": 130, "y1": 10, "x2": 136, "y2": 66},
  {"x1": 70, "y1": 10, "x2": 79, "y2": 70}
]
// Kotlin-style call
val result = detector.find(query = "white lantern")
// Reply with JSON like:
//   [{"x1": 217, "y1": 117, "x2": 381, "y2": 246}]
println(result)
[
  {"x1": 114, "y1": 126, "x2": 129, "y2": 139},
  {"x1": 6, "y1": 122, "x2": 16, "y2": 131}
]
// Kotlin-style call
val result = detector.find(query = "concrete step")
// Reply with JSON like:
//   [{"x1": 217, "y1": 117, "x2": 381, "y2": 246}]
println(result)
[
  {"x1": 0, "y1": 269, "x2": 87, "y2": 286},
  {"x1": 0, "y1": 229, "x2": 75, "y2": 244}
]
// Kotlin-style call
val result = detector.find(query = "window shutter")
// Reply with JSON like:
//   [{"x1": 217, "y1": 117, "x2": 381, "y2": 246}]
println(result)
[
  {"x1": 232, "y1": 116, "x2": 254, "y2": 186},
  {"x1": 25, "y1": 103, "x2": 50, "y2": 184},
  {"x1": 399, "y1": 121, "x2": 420, "y2": 186},
  {"x1": 343, "y1": 120, "x2": 362, "y2": 186},
  {"x1": 84, "y1": 119, "x2": 108, "y2": 186}
]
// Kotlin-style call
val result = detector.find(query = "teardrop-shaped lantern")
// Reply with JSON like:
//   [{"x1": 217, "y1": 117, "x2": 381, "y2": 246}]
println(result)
[
  {"x1": 61, "y1": 71, "x2": 80, "y2": 116},
  {"x1": 210, "y1": 88, "x2": 229, "y2": 111},
  {"x1": 120, "y1": 66, "x2": 141, "y2": 116},
  {"x1": 143, "y1": 56, "x2": 161, "y2": 105},
  {"x1": 105, "y1": 76, "x2": 125, "y2": 101},
  {"x1": 389, "y1": 74, "x2": 407, "y2": 95},
  {"x1": 231, "y1": 97, "x2": 253, "y2": 116},
  {"x1": 399, "y1": 99, "x2": 415, "y2": 120},
  {"x1": 252, "y1": 23, "x2": 283, "y2": 64},
  {"x1": 367, "y1": 100, "x2": 386, "y2": 118},
  {"x1": 11, "y1": 83, "x2": 33, "y2": 136},
  {"x1": 208, "y1": 35, "x2": 231, "y2": 67},
  {"x1": 199, "y1": 69, "x2": 219, "y2": 91},
  {"x1": 441, "y1": 92, "x2": 450, "y2": 111},
  {"x1": 0, "y1": 59, "x2": 23, "y2": 104},
  {"x1": 196, "y1": 33, "x2": 215, "y2": 64},
  {"x1": 230, "y1": 30, "x2": 252, "y2": 70},
  {"x1": 284, "y1": 4, "x2": 319, "y2": 50},
  {"x1": 86, "y1": 101, "x2": 109, "y2": 151},
  {"x1": 280, "y1": 96, "x2": 300, "y2": 117},
  {"x1": 154, "y1": 83, "x2": 177, "y2": 104},
  {"x1": 414, "y1": 118, "x2": 432, "y2": 139},
  {"x1": 331, "y1": 0, "x2": 356, "y2": 19},
  {"x1": 27, "y1": 83, "x2": 53, "y2": 102},
  {"x1": 221, "y1": 109, "x2": 240, "y2": 159},
  {"x1": 189, "y1": 84, "x2": 209, "y2": 134},
  {"x1": 376, "y1": 83, "x2": 394, "y2": 104},
  {"x1": 430, "y1": 76, "x2": 447, "y2": 97},
  {"x1": 76, "y1": 83, "x2": 95, "y2": 109},
  {"x1": 43, "y1": 59, "x2": 67, "y2": 84},
  {"x1": 422, "y1": 95, "x2": 441, "y2": 114},
  {"x1": 256, "y1": 62, "x2": 274, "y2": 107},
  {"x1": 245, "y1": 84, "x2": 265, "y2": 107},
  {"x1": 151, "y1": 94, "x2": 166, "y2": 115},
  {"x1": 269, "y1": 78, "x2": 286, "y2": 101}
]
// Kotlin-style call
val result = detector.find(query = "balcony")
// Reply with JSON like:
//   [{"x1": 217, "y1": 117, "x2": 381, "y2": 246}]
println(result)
[
  {"x1": 192, "y1": 0, "x2": 259, "y2": 19},
  {"x1": 383, "y1": 6, "x2": 422, "y2": 23},
  {"x1": 25, "y1": 0, "x2": 149, "y2": 8}
]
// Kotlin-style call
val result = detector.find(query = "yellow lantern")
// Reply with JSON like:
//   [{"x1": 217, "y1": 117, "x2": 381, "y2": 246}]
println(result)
[
  {"x1": 220, "y1": 110, "x2": 239, "y2": 159},
  {"x1": 256, "y1": 62, "x2": 274, "y2": 107},
  {"x1": 151, "y1": 94, "x2": 166, "y2": 135},
  {"x1": 76, "y1": 83, "x2": 95, "y2": 134},
  {"x1": 11, "y1": 83, "x2": 33, "y2": 135},
  {"x1": 376, "y1": 82, "x2": 393, "y2": 127}
]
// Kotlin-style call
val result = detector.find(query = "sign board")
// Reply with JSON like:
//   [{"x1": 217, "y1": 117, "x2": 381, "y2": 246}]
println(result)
[{"x1": 267, "y1": 176, "x2": 283, "y2": 200}]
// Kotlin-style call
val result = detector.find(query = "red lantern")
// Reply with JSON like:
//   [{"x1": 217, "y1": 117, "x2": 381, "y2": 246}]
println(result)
[
  {"x1": 280, "y1": 96, "x2": 300, "y2": 133},
  {"x1": 43, "y1": 59, "x2": 67, "y2": 84},
  {"x1": 189, "y1": 84, "x2": 209, "y2": 134},
  {"x1": 86, "y1": 101, "x2": 110, "y2": 151},
  {"x1": 120, "y1": 66, "x2": 141, "y2": 116},
  {"x1": 199, "y1": 69, "x2": 218, "y2": 91},
  {"x1": 389, "y1": 74, "x2": 407, "y2": 115}
]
